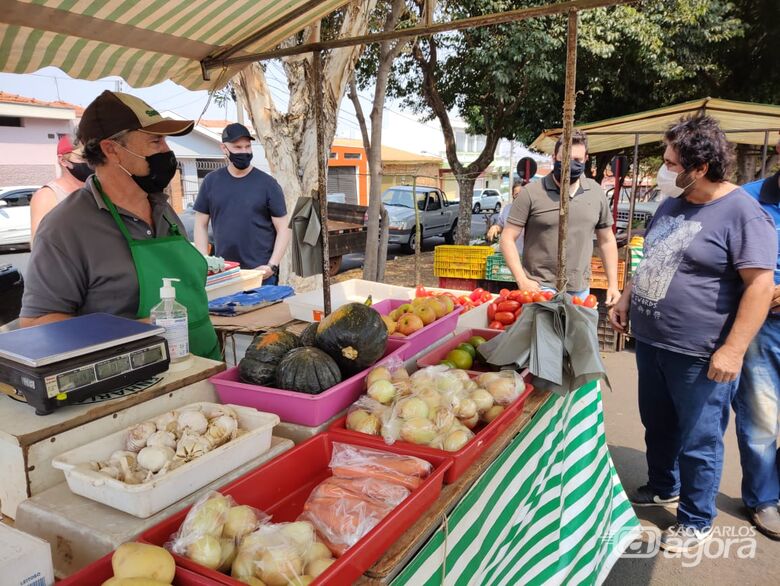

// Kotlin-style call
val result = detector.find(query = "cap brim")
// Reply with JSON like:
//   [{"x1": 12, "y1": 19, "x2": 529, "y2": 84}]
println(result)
[
  {"x1": 141, "y1": 119, "x2": 194, "y2": 137},
  {"x1": 224, "y1": 132, "x2": 255, "y2": 142}
]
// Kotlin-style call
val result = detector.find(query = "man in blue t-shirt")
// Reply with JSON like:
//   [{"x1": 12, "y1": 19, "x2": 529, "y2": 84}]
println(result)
[
  {"x1": 193, "y1": 123, "x2": 290, "y2": 284},
  {"x1": 733, "y1": 133, "x2": 780, "y2": 540}
]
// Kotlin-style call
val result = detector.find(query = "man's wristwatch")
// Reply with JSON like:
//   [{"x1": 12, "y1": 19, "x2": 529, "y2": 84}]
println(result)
[{"x1": 269, "y1": 264, "x2": 279, "y2": 275}]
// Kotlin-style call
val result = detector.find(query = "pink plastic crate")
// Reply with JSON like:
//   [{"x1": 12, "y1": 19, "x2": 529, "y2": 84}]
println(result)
[
  {"x1": 57, "y1": 550, "x2": 215, "y2": 585},
  {"x1": 140, "y1": 433, "x2": 451, "y2": 586},
  {"x1": 211, "y1": 337, "x2": 409, "y2": 426},
  {"x1": 416, "y1": 327, "x2": 503, "y2": 376},
  {"x1": 371, "y1": 299, "x2": 463, "y2": 360}
]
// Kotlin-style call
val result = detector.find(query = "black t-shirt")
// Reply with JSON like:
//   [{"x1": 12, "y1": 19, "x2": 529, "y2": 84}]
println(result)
[{"x1": 194, "y1": 167, "x2": 287, "y2": 268}]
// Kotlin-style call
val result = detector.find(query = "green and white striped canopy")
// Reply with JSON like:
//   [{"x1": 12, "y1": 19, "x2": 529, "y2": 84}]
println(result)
[{"x1": 1, "y1": 0, "x2": 351, "y2": 89}]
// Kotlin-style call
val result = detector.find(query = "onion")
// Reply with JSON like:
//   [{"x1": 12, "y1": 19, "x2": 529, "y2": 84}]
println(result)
[
  {"x1": 280, "y1": 521, "x2": 315, "y2": 548},
  {"x1": 456, "y1": 398, "x2": 477, "y2": 420},
  {"x1": 366, "y1": 366, "x2": 392, "y2": 387},
  {"x1": 218, "y1": 538, "x2": 237, "y2": 572},
  {"x1": 470, "y1": 389, "x2": 495, "y2": 413},
  {"x1": 418, "y1": 388, "x2": 442, "y2": 411},
  {"x1": 444, "y1": 430, "x2": 471, "y2": 451},
  {"x1": 460, "y1": 413, "x2": 480, "y2": 429},
  {"x1": 400, "y1": 417, "x2": 438, "y2": 445},
  {"x1": 476, "y1": 372, "x2": 502, "y2": 387},
  {"x1": 430, "y1": 407, "x2": 455, "y2": 430},
  {"x1": 304, "y1": 542, "x2": 332, "y2": 565},
  {"x1": 450, "y1": 369, "x2": 471, "y2": 383},
  {"x1": 486, "y1": 378, "x2": 518, "y2": 405},
  {"x1": 231, "y1": 550, "x2": 257, "y2": 579},
  {"x1": 398, "y1": 397, "x2": 429, "y2": 420},
  {"x1": 258, "y1": 546, "x2": 304, "y2": 586},
  {"x1": 483, "y1": 405, "x2": 505, "y2": 423},
  {"x1": 391, "y1": 367, "x2": 410, "y2": 382},
  {"x1": 224, "y1": 505, "x2": 259, "y2": 540},
  {"x1": 367, "y1": 379, "x2": 396, "y2": 404},
  {"x1": 306, "y1": 557, "x2": 334, "y2": 578}
]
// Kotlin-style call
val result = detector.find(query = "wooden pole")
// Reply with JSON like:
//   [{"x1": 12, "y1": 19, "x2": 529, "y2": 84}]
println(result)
[
  {"x1": 312, "y1": 49, "x2": 331, "y2": 315},
  {"x1": 624, "y1": 133, "x2": 640, "y2": 285},
  {"x1": 760, "y1": 130, "x2": 769, "y2": 179},
  {"x1": 556, "y1": 8, "x2": 578, "y2": 292},
  {"x1": 413, "y1": 176, "x2": 421, "y2": 285}
]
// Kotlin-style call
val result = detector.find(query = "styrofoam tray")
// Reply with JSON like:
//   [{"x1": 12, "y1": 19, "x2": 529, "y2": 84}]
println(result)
[
  {"x1": 284, "y1": 279, "x2": 414, "y2": 322},
  {"x1": 52, "y1": 402, "x2": 279, "y2": 518}
]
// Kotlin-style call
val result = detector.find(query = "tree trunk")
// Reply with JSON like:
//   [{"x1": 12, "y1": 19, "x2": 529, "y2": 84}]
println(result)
[
  {"x1": 455, "y1": 176, "x2": 477, "y2": 243},
  {"x1": 235, "y1": 0, "x2": 377, "y2": 292},
  {"x1": 735, "y1": 143, "x2": 759, "y2": 184}
]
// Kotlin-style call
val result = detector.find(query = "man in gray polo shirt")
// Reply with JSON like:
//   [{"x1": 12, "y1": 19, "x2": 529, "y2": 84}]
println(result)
[{"x1": 500, "y1": 130, "x2": 620, "y2": 304}]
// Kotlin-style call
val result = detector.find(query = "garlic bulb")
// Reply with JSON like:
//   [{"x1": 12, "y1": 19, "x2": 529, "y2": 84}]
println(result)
[
  {"x1": 86, "y1": 461, "x2": 101, "y2": 472},
  {"x1": 205, "y1": 415, "x2": 238, "y2": 448},
  {"x1": 176, "y1": 432, "x2": 212, "y2": 462},
  {"x1": 146, "y1": 430, "x2": 177, "y2": 450},
  {"x1": 177, "y1": 411, "x2": 208, "y2": 436},
  {"x1": 153, "y1": 410, "x2": 179, "y2": 433},
  {"x1": 137, "y1": 445, "x2": 175, "y2": 472},
  {"x1": 202, "y1": 404, "x2": 238, "y2": 420},
  {"x1": 125, "y1": 421, "x2": 157, "y2": 452},
  {"x1": 98, "y1": 464, "x2": 121, "y2": 479},
  {"x1": 108, "y1": 450, "x2": 138, "y2": 469}
]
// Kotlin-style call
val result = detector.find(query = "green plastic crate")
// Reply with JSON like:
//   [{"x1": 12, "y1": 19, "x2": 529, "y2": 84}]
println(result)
[{"x1": 485, "y1": 252, "x2": 517, "y2": 282}]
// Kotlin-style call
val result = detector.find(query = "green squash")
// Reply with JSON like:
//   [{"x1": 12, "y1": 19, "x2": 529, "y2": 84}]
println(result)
[
  {"x1": 275, "y1": 347, "x2": 341, "y2": 394},
  {"x1": 238, "y1": 329, "x2": 300, "y2": 385},
  {"x1": 314, "y1": 303, "x2": 388, "y2": 377},
  {"x1": 299, "y1": 322, "x2": 319, "y2": 347}
]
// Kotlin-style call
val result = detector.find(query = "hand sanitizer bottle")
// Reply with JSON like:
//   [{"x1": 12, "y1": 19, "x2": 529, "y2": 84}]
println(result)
[{"x1": 150, "y1": 278, "x2": 189, "y2": 363}]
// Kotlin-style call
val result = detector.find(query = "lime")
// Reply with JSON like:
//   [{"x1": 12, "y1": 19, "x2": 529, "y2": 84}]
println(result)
[
  {"x1": 439, "y1": 359, "x2": 457, "y2": 368},
  {"x1": 468, "y1": 336, "x2": 487, "y2": 348},
  {"x1": 445, "y1": 349, "x2": 473, "y2": 370},
  {"x1": 456, "y1": 343, "x2": 477, "y2": 358}
]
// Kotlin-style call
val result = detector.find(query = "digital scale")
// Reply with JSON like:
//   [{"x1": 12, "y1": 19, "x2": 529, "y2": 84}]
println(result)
[{"x1": 0, "y1": 313, "x2": 171, "y2": 415}]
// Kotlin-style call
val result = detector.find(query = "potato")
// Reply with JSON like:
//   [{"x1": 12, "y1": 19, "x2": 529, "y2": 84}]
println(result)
[
  {"x1": 257, "y1": 547, "x2": 304, "y2": 586},
  {"x1": 304, "y1": 541, "x2": 333, "y2": 565},
  {"x1": 236, "y1": 578, "x2": 266, "y2": 586},
  {"x1": 306, "y1": 557, "x2": 335, "y2": 578},
  {"x1": 111, "y1": 543, "x2": 175, "y2": 584},
  {"x1": 102, "y1": 579, "x2": 172, "y2": 586}
]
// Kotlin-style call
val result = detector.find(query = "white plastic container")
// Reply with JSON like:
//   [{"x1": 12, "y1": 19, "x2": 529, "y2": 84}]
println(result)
[
  {"x1": 284, "y1": 279, "x2": 414, "y2": 321},
  {"x1": 52, "y1": 402, "x2": 279, "y2": 518},
  {"x1": 0, "y1": 524, "x2": 54, "y2": 586}
]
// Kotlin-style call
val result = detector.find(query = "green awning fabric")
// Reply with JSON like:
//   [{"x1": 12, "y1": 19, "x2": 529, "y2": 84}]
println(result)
[
  {"x1": 0, "y1": 0, "x2": 352, "y2": 90},
  {"x1": 530, "y1": 98, "x2": 780, "y2": 154}
]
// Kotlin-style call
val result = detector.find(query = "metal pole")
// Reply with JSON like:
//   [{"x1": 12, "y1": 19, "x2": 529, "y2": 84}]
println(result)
[
  {"x1": 312, "y1": 49, "x2": 331, "y2": 315},
  {"x1": 624, "y1": 133, "x2": 640, "y2": 286},
  {"x1": 556, "y1": 8, "x2": 578, "y2": 292},
  {"x1": 413, "y1": 175, "x2": 421, "y2": 285},
  {"x1": 760, "y1": 130, "x2": 769, "y2": 179},
  {"x1": 508, "y1": 139, "x2": 514, "y2": 198}
]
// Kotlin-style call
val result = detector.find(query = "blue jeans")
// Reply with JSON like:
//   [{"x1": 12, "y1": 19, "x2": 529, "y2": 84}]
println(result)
[
  {"x1": 636, "y1": 341, "x2": 737, "y2": 529},
  {"x1": 734, "y1": 316, "x2": 780, "y2": 509}
]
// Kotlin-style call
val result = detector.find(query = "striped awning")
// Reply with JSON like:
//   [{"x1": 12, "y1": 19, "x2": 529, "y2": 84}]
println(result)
[
  {"x1": 531, "y1": 98, "x2": 780, "y2": 154},
  {"x1": 0, "y1": 0, "x2": 352, "y2": 90}
]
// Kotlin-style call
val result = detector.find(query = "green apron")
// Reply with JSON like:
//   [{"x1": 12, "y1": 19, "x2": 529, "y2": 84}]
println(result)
[{"x1": 95, "y1": 179, "x2": 221, "y2": 360}]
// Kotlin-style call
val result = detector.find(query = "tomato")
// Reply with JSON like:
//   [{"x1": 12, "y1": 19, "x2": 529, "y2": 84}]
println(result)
[
  {"x1": 469, "y1": 288, "x2": 485, "y2": 301},
  {"x1": 481, "y1": 292, "x2": 493, "y2": 302},
  {"x1": 488, "y1": 321, "x2": 505, "y2": 330},
  {"x1": 532, "y1": 292, "x2": 547, "y2": 303},
  {"x1": 497, "y1": 300, "x2": 520, "y2": 313},
  {"x1": 500, "y1": 288, "x2": 511, "y2": 298},
  {"x1": 487, "y1": 302, "x2": 497, "y2": 321},
  {"x1": 458, "y1": 296, "x2": 471, "y2": 306},
  {"x1": 508, "y1": 290, "x2": 524, "y2": 302},
  {"x1": 518, "y1": 291, "x2": 534, "y2": 305},
  {"x1": 542, "y1": 291, "x2": 554, "y2": 301},
  {"x1": 572, "y1": 296, "x2": 583, "y2": 306},
  {"x1": 473, "y1": 300, "x2": 483, "y2": 307},
  {"x1": 584, "y1": 294, "x2": 598, "y2": 308},
  {"x1": 514, "y1": 308, "x2": 523, "y2": 320},
  {"x1": 495, "y1": 311, "x2": 516, "y2": 325},
  {"x1": 415, "y1": 285, "x2": 429, "y2": 298}
]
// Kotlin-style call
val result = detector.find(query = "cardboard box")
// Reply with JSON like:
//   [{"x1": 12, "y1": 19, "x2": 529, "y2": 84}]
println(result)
[{"x1": 0, "y1": 524, "x2": 54, "y2": 586}]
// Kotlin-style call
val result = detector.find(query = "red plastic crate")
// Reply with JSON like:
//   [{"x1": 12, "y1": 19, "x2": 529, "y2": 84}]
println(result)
[
  {"x1": 329, "y1": 379, "x2": 535, "y2": 484},
  {"x1": 437, "y1": 277, "x2": 479, "y2": 291},
  {"x1": 57, "y1": 551, "x2": 216, "y2": 585},
  {"x1": 210, "y1": 337, "x2": 409, "y2": 426},
  {"x1": 371, "y1": 299, "x2": 463, "y2": 360},
  {"x1": 415, "y1": 328, "x2": 503, "y2": 376},
  {"x1": 140, "y1": 433, "x2": 451, "y2": 586}
]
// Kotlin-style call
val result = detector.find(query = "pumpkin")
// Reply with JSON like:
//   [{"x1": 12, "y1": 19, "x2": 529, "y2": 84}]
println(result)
[
  {"x1": 300, "y1": 322, "x2": 318, "y2": 347},
  {"x1": 275, "y1": 347, "x2": 341, "y2": 394},
  {"x1": 314, "y1": 303, "x2": 388, "y2": 376},
  {"x1": 238, "y1": 330, "x2": 300, "y2": 385}
]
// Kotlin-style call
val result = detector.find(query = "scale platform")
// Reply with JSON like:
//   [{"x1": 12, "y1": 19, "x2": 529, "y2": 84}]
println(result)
[{"x1": 0, "y1": 314, "x2": 171, "y2": 415}]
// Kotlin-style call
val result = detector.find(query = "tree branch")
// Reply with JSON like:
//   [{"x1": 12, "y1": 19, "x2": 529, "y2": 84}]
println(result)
[{"x1": 348, "y1": 76, "x2": 372, "y2": 158}]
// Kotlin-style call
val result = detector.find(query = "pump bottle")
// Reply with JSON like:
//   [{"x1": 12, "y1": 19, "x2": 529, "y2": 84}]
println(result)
[{"x1": 150, "y1": 278, "x2": 189, "y2": 363}]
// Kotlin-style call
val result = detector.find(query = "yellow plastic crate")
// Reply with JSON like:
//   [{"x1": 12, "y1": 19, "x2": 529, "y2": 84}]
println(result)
[{"x1": 433, "y1": 245, "x2": 495, "y2": 279}]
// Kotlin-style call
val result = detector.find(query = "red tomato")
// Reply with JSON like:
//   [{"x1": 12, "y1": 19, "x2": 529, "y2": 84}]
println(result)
[
  {"x1": 508, "y1": 290, "x2": 524, "y2": 302},
  {"x1": 495, "y1": 311, "x2": 516, "y2": 325},
  {"x1": 487, "y1": 302, "x2": 497, "y2": 321},
  {"x1": 518, "y1": 291, "x2": 534, "y2": 305},
  {"x1": 542, "y1": 291, "x2": 554, "y2": 301},
  {"x1": 514, "y1": 308, "x2": 523, "y2": 319},
  {"x1": 584, "y1": 294, "x2": 598, "y2": 308},
  {"x1": 488, "y1": 321, "x2": 505, "y2": 330},
  {"x1": 532, "y1": 292, "x2": 547, "y2": 303},
  {"x1": 497, "y1": 300, "x2": 521, "y2": 313},
  {"x1": 500, "y1": 288, "x2": 511, "y2": 298},
  {"x1": 458, "y1": 296, "x2": 471, "y2": 306},
  {"x1": 481, "y1": 292, "x2": 493, "y2": 302},
  {"x1": 473, "y1": 300, "x2": 483, "y2": 307},
  {"x1": 469, "y1": 288, "x2": 485, "y2": 301},
  {"x1": 572, "y1": 296, "x2": 584, "y2": 306}
]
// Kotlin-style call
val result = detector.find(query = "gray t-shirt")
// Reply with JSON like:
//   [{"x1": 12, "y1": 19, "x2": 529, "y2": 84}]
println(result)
[
  {"x1": 21, "y1": 177, "x2": 186, "y2": 319},
  {"x1": 507, "y1": 174, "x2": 612, "y2": 291},
  {"x1": 630, "y1": 188, "x2": 777, "y2": 357}
]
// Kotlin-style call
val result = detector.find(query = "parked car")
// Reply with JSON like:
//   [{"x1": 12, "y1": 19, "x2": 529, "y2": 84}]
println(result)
[
  {"x1": 471, "y1": 188, "x2": 504, "y2": 213},
  {"x1": 0, "y1": 185, "x2": 38, "y2": 252},
  {"x1": 607, "y1": 186, "x2": 665, "y2": 232},
  {"x1": 382, "y1": 185, "x2": 458, "y2": 253}
]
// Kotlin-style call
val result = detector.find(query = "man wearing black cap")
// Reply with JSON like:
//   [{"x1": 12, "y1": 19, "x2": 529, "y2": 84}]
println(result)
[
  {"x1": 20, "y1": 90, "x2": 220, "y2": 360},
  {"x1": 193, "y1": 123, "x2": 290, "y2": 284}
]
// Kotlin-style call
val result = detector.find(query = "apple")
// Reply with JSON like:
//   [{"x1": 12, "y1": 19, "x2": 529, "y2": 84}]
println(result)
[
  {"x1": 397, "y1": 313, "x2": 425, "y2": 335},
  {"x1": 413, "y1": 305, "x2": 437, "y2": 325},
  {"x1": 425, "y1": 298, "x2": 447, "y2": 319},
  {"x1": 437, "y1": 295, "x2": 455, "y2": 314},
  {"x1": 389, "y1": 308, "x2": 401, "y2": 321},
  {"x1": 381, "y1": 315, "x2": 397, "y2": 334},
  {"x1": 397, "y1": 303, "x2": 413, "y2": 315},
  {"x1": 411, "y1": 297, "x2": 428, "y2": 309}
]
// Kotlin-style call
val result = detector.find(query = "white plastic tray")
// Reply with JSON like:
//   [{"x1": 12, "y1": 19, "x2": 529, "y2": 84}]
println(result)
[
  {"x1": 284, "y1": 279, "x2": 414, "y2": 322},
  {"x1": 52, "y1": 402, "x2": 279, "y2": 518}
]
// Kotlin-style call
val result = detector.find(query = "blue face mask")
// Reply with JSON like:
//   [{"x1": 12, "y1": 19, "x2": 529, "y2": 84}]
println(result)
[{"x1": 553, "y1": 159, "x2": 586, "y2": 184}]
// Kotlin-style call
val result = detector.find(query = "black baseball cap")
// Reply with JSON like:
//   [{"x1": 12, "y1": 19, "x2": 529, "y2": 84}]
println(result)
[
  {"x1": 222, "y1": 123, "x2": 254, "y2": 143},
  {"x1": 78, "y1": 90, "x2": 193, "y2": 143}
]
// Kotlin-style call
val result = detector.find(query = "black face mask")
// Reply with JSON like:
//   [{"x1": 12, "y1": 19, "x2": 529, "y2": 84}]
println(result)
[
  {"x1": 228, "y1": 151, "x2": 253, "y2": 170},
  {"x1": 553, "y1": 159, "x2": 586, "y2": 184},
  {"x1": 116, "y1": 143, "x2": 178, "y2": 193},
  {"x1": 67, "y1": 162, "x2": 92, "y2": 182}
]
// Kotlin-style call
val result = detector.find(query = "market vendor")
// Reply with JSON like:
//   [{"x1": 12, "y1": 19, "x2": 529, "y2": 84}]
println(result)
[{"x1": 19, "y1": 90, "x2": 220, "y2": 360}]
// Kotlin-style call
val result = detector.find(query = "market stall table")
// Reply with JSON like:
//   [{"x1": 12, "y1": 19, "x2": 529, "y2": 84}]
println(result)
[{"x1": 0, "y1": 356, "x2": 224, "y2": 518}]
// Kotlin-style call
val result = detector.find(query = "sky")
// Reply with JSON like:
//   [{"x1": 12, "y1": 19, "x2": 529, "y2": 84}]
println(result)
[{"x1": 0, "y1": 66, "x2": 448, "y2": 156}]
